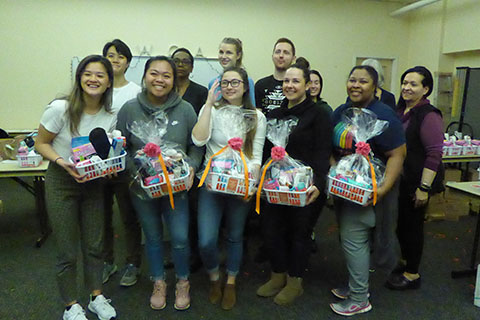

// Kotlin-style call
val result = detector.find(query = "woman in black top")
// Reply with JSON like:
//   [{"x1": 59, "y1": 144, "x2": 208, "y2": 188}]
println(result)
[
  {"x1": 309, "y1": 69, "x2": 332, "y2": 116},
  {"x1": 256, "y1": 63, "x2": 332, "y2": 306}
]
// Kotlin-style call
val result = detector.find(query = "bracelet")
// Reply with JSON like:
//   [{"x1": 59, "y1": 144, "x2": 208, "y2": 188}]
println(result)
[
  {"x1": 418, "y1": 184, "x2": 431, "y2": 193},
  {"x1": 54, "y1": 156, "x2": 63, "y2": 165}
]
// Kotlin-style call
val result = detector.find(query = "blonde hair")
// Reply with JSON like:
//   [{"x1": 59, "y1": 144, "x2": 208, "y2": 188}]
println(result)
[{"x1": 220, "y1": 37, "x2": 243, "y2": 68}]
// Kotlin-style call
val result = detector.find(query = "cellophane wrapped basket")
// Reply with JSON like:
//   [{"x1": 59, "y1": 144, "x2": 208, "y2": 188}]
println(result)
[
  {"x1": 328, "y1": 107, "x2": 388, "y2": 205},
  {"x1": 200, "y1": 106, "x2": 258, "y2": 198},
  {"x1": 256, "y1": 118, "x2": 314, "y2": 211},
  {"x1": 128, "y1": 111, "x2": 191, "y2": 207}
]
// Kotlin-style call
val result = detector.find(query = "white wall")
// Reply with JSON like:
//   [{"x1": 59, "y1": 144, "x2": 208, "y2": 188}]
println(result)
[{"x1": 0, "y1": 0, "x2": 418, "y2": 130}]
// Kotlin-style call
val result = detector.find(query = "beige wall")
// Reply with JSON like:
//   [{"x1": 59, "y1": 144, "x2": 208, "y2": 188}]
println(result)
[
  {"x1": 1, "y1": 0, "x2": 478, "y2": 131},
  {"x1": 443, "y1": 0, "x2": 480, "y2": 54},
  {"x1": 406, "y1": 0, "x2": 480, "y2": 120},
  {"x1": 0, "y1": 0, "x2": 411, "y2": 130}
]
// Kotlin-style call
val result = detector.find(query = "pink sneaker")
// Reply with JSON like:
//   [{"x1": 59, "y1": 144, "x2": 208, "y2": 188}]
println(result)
[
  {"x1": 150, "y1": 280, "x2": 167, "y2": 310},
  {"x1": 174, "y1": 280, "x2": 191, "y2": 310}
]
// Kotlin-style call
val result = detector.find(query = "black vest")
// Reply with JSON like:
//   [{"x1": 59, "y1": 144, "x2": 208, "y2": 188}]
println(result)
[{"x1": 402, "y1": 104, "x2": 445, "y2": 195}]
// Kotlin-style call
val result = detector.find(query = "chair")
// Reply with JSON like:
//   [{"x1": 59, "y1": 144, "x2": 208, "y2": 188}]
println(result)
[{"x1": 445, "y1": 121, "x2": 474, "y2": 139}]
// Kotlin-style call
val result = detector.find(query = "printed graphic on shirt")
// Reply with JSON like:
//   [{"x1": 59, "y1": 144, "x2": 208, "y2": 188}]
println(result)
[{"x1": 261, "y1": 85, "x2": 284, "y2": 114}]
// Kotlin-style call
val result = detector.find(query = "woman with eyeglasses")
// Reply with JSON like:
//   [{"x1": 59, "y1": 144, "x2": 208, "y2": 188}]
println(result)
[
  {"x1": 171, "y1": 47, "x2": 208, "y2": 115},
  {"x1": 208, "y1": 37, "x2": 256, "y2": 106},
  {"x1": 256, "y1": 63, "x2": 332, "y2": 306},
  {"x1": 116, "y1": 56, "x2": 203, "y2": 311},
  {"x1": 192, "y1": 66, "x2": 266, "y2": 310},
  {"x1": 171, "y1": 47, "x2": 207, "y2": 274}
]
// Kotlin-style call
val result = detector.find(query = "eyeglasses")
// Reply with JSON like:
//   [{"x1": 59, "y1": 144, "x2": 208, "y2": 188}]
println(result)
[
  {"x1": 173, "y1": 58, "x2": 192, "y2": 66},
  {"x1": 220, "y1": 79, "x2": 243, "y2": 88}
]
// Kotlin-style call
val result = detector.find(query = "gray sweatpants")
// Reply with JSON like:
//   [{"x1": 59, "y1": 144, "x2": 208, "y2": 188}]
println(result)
[
  {"x1": 45, "y1": 163, "x2": 105, "y2": 304},
  {"x1": 336, "y1": 181, "x2": 400, "y2": 303},
  {"x1": 338, "y1": 202, "x2": 375, "y2": 303}
]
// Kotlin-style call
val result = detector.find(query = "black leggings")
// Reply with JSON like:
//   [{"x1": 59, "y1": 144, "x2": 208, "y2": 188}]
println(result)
[
  {"x1": 396, "y1": 186, "x2": 428, "y2": 274},
  {"x1": 264, "y1": 203, "x2": 313, "y2": 277}
]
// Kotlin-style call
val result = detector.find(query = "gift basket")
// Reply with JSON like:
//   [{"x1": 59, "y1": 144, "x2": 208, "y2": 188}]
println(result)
[
  {"x1": 128, "y1": 112, "x2": 190, "y2": 209},
  {"x1": 442, "y1": 134, "x2": 462, "y2": 156},
  {"x1": 198, "y1": 106, "x2": 258, "y2": 198},
  {"x1": 16, "y1": 134, "x2": 43, "y2": 168},
  {"x1": 255, "y1": 117, "x2": 313, "y2": 212},
  {"x1": 328, "y1": 107, "x2": 388, "y2": 206},
  {"x1": 70, "y1": 129, "x2": 126, "y2": 180}
]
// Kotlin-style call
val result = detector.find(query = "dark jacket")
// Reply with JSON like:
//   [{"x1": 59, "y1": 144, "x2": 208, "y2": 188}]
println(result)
[
  {"x1": 266, "y1": 97, "x2": 332, "y2": 190},
  {"x1": 402, "y1": 103, "x2": 444, "y2": 195}
]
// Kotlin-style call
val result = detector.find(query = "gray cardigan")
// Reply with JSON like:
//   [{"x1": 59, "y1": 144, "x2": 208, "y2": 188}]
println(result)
[{"x1": 116, "y1": 90, "x2": 204, "y2": 174}]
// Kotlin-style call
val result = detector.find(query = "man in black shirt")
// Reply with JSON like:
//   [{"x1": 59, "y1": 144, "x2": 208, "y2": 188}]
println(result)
[{"x1": 255, "y1": 38, "x2": 296, "y2": 115}]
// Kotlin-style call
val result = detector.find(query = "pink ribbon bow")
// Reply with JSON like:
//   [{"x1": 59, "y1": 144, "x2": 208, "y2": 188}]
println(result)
[
  {"x1": 228, "y1": 137, "x2": 244, "y2": 151},
  {"x1": 355, "y1": 141, "x2": 371, "y2": 157},
  {"x1": 143, "y1": 142, "x2": 162, "y2": 157},
  {"x1": 271, "y1": 146, "x2": 286, "y2": 161}
]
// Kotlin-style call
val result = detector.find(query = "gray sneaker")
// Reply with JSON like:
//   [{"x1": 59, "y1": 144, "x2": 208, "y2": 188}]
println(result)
[
  {"x1": 330, "y1": 298, "x2": 372, "y2": 316},
  {"x1": 102, "y1": 263, "x2": 117, "y2": 284},
  {"x1": 119, "y1": 264, "x2": 139, "y2": 287}
]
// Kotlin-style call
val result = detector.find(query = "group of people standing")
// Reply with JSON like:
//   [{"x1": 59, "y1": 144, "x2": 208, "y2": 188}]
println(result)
[{"x1": 35, "y1": 36, "x2": 444, "y2": 320}]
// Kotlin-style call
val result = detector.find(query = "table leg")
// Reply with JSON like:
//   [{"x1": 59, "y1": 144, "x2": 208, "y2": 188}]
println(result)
[
  {"x1": 33, "y1": 176, "x2": 51, "y2": 247},
  {"x1": 451, "y1": 207, "x2": 480, "y2": 278}
]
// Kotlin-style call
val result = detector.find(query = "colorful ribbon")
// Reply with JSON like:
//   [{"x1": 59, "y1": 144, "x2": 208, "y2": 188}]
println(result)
[
  {"x1": 157, "y1": 154, "x2": 175, "y2": 209},
  {"x1": 355, "y1": 141, "x2": 377, "y2": 205},
  {"x1": 255, "y1": 158, "x2": 273, "y2": 214},
  {"x1": 142, "y1": 142, "x2": 175, "y2": 209}
]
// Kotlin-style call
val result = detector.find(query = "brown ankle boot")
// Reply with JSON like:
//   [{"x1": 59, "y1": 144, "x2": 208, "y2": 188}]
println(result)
[
  {"x1": 256, "y1": 272, "x2": 287, "y2": 297},
  {"x1": 209, "y1": 279, "x2": 222, "y2": 304},
  {"x1": 273, "y1": 275, "x2": 304, "y2": 305},
  {"x1": 221, "y1": 283, "x2": 236, "y2": 310}
]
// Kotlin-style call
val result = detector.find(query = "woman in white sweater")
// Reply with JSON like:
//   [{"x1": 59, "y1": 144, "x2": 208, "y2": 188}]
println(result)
[{"x1": 192, "y1": 66, "x2": 266, "y2": 310}]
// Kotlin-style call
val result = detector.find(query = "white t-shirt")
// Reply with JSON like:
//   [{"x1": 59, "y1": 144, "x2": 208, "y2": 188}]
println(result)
[
  {"x1": 112, "y1": 81, "x2": 141, "y2": 114},
  {"x1": 192, "y1": 106, "x2": 266, "y2": 169},
  {"x1": 40, "y1": 99, "x2": 117, "y2": 161}
]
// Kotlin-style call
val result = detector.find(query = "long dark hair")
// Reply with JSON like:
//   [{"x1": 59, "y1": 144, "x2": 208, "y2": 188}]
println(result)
[
  {"x1": 397, "y1": 66, "x2": 434, "y2": 109},
  {"x1": 67, "y1": 55, "x2": 113, "y2": 135},
  {"x1": 310, "y1": 69, "x2": 324, "y2": 97},
  {"x1": 218, "y1": 66, "x2": 257, "y2": 159}
]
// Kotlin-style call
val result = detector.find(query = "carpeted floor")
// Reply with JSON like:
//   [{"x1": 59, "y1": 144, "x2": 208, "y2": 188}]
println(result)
[{"x1": 1, "y1": 177, "x2": 480, "y2": 320}]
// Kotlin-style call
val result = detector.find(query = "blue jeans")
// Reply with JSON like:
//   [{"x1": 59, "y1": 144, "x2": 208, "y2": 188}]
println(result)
[
  {"x1": 197, "y1": 188, "x2": 250, "y2": 276},
  {"x1": 131, "y1": 192, "x2": 190, "y2": 281}
]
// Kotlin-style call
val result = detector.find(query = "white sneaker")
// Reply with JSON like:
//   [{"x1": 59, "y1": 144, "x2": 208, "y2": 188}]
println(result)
[
  {"x1": 88, "y1": 294, "x2": 117, "y2": 320},
  {"x1": 63, "y1": 303, "x2": 88, "y2": 320}
]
